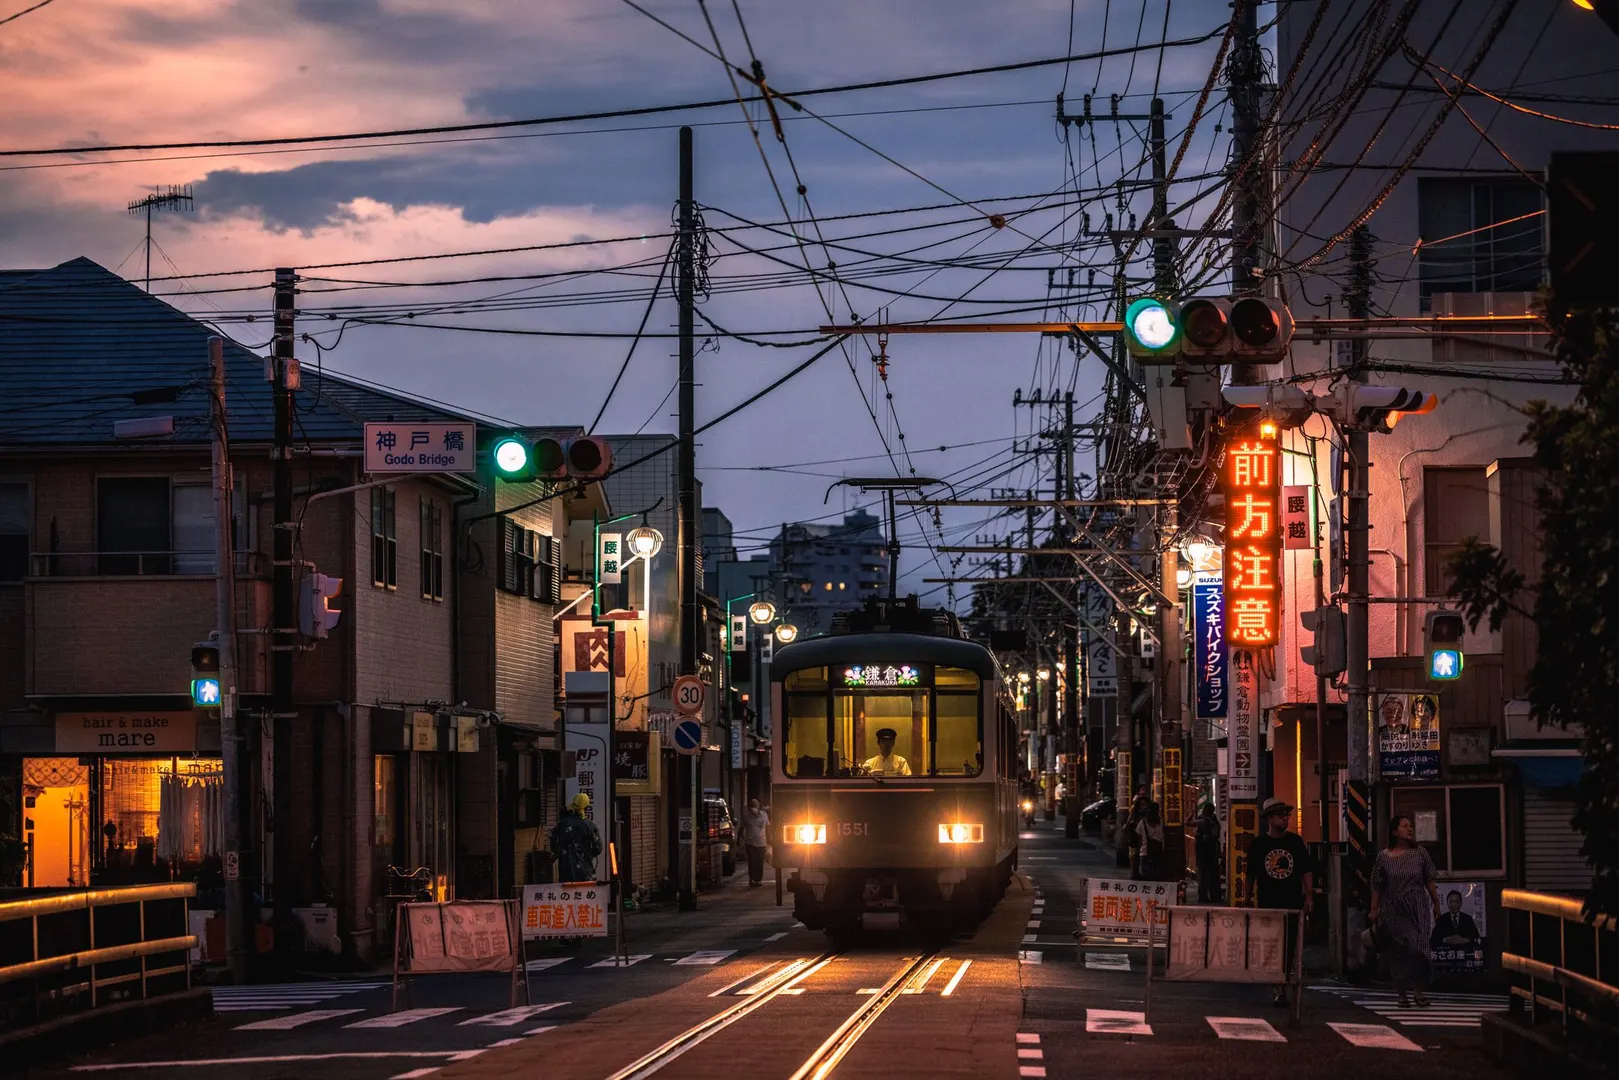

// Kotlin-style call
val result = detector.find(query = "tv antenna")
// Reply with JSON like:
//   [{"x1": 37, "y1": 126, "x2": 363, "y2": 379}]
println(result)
[{"x1": 127, "y1": 186, "x2": 194, "y2": 292}]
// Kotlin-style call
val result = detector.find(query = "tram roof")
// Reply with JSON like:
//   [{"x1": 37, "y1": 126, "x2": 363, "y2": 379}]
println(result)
[{"x1": 771, "y1": 632, "x2": 997, "y2": 681}]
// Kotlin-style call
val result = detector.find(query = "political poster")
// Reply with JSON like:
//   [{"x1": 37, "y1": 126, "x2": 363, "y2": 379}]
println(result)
[
  {"x1": 1376, "y1": 692, "x2": 1441, "y2": 781},
  {"x1": 1430, "y1": 881, "x2": 1487, "y2": 974}
]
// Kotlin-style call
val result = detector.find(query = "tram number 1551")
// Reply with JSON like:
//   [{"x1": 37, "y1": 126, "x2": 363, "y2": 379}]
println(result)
[{"x1": 837, "y1": 822, "x2": 869, "y2": 837}]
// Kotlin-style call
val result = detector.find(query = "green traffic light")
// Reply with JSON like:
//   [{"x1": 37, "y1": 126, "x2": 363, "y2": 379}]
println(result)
[
  {"x1": 1124, "y1": 297, "x2": 1180, "y2": 357},
  {"x1": 492, "y1": 436, "x2": 531, "y2": 477}
]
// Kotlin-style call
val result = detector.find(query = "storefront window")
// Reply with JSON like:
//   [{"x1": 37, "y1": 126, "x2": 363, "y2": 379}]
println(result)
[
  {"x1": 97, "y1": 758, "x2": 224, "y2": 882},
  {"x1": 375, "y1": 755, "x2": 396, "y2": 849}
]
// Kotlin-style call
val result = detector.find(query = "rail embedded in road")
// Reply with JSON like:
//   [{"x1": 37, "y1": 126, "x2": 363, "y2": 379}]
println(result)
[{"x1": 788, "y1": 952, "x2": 940, "y2": 1080}]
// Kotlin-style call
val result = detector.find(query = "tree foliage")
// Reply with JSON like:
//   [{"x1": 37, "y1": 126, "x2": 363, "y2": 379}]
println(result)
[{"x1": 1448, "y1": 307, "x2": 1619, "y2": 916}]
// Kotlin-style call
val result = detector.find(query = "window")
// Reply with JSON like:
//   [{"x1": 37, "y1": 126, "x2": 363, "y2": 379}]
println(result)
[
  {"x1": 97, "y1": 477, "x2": 172, "y2": 575},
  {"x1": 781, "y1": 665, "x2": 983, "y2": 778},
  {"x1": 1389, "y1": 784, "x2": 1505, "y2": 875},
  {"x1": 1417, "y1": 177, "x2": 1544, "y2": 310},
  {"x1": 172, "y1": 485, "x2": 214, "y2": 574},
  {"x1": 0, "y1": 482, "x2": 28, "y2": 582},
  {"x1": 1424, "y1": 467, "x2": 1490, "y2": 594},
  {"x1": 500, "y1": 518, "x2": 536, "y2": 596},
  {"x1": 532, "y1": 534, "x2": 558, "y2": 603},
  {"x1": 420, "y1": 498, "x2": 444, "y2": 601},
  {"x1": 371, "y1": 486, "x2": 397, "y2": 589}
]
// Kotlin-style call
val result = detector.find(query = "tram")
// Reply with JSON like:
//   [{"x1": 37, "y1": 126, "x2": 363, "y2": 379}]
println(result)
[{"x1": 770, "y1": 595, "x2": 1019, "y2": 939}]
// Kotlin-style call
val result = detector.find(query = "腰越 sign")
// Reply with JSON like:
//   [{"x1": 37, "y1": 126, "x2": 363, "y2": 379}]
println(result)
[
  {"x1": 521, "y1": 883, "x2": 607, "y2": 939},
  {"x1": 1377, "y1": 692, "x2": 1441, "y2": 780},
  {"x1": 1084, "y1": 877, "x2": 1172, "y2": 940},
  {"x1": 1282, "y1": 484, "x2": 1311, "y2": 550},
  {"x1": 1192, "y1": 571, "x2": 1227, "y2": 719},
  {"x1": 55, "y1": 710, "x2": 198, "y2": 754},
  {"x1": 598, "y1": 532, "x2": 623, "y2": 585},
  {"x1": 1223, "y1": 424, "x2": 1282, "y2": 647},
  {"x1": 1430, "y1": 881, "x2": 1487, "y2": 974},
  {"x1": 1228, "y1": 649, "x2": 1258, "y2": 800},
  {"x1": 364, "y1": 423, "x2": 476, "y2": 474}
]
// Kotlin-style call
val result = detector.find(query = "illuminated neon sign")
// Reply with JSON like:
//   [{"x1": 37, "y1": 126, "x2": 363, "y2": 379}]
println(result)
[
  {"x1": 841, "y1": 664, "x2": 921, "y2": 688},
  {"x1": 1222, "y1": 423, "x2": 1282, "y2": 647}
]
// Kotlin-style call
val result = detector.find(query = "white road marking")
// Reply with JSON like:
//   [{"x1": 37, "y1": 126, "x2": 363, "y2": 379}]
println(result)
[
  {"x1": 1207, "y1": 1017, "x2": 1286, "y2": 1042},
  {"x1": 234, "y1": 1009, "x2": 362, "y2": 1030},
  {"x1": 1021, "y1": 934, "x2": 1038, "y2": 944},
  {"x1": 1018, "y1": 1068, "x2": 1047, "y2": 1078},
  {"x1": 857, "y1": 988, "x2": 880, "y2": 995},
  {"x1": 676, "y1": 950, "x2": 736, "y2": 965},
  {"x1": 391, "y1": 1070, "x2": 441, "y2": 1080},
  {"x1": 1026, "y1": 920, "x2": 1041, "y2": 929},
  {"x1": 1019, "y1": 951, "x2": 1043, "y2": 965},
  {"x1": 765, "y1": 932, "x2": 788, "y2": 941},
  {"x1": 1311, "y1": 986, "x2": 1508, "y2": 1028},
  {"x1": 1085, "y1": 953, "x2": 1131, "y2": 971},
  {"x1": 73, "y1": 1053, "x2": 461, "y2": 1071},
  {"x1": 1328, "y1": 1023, "x2": 1424, "y2": 1051},
  {"x1": 1087, "y1": 1009, "x2": 1153, "y2": 1036},
  {"x1": 902, "y1": 957, "x2": 948, "y2": 994},
  {"x1": 779, "y1": 988, "x2": 806, "y2": 995},
  {"x1": 1016, "y1": 1033, "x2": 1040, "y2": 1044},
  {"x1": 1018, "y1": 1048, "x2": 1044, "y2": 1059},
  {"x1": 347, "y1": 1009, "x2": 463, "y2": 1029},
  {"x1": 525, "y1": 1026, "x2": 557, "y2": 1036},
  {"x1": 459, "y1": 1004, "x2": 567, "y2": 1027},
  {"x1": 486, "y1": 1038, "x2": 527, "y2": 1048},
  {"x1": 589, "y1": 954, "x2": 650, "y2": 968},
  {"x1": 523, "y1": 958, "x2": 570, "y2": 973},
  {"x1": 941, "y1": 959, "x2": 973, "y2": 995}
]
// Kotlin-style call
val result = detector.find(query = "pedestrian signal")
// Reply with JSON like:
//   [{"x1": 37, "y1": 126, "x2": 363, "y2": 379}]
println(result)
[{"x1": 1425, "y1": 610, "x2": 1465, "y2": 682}]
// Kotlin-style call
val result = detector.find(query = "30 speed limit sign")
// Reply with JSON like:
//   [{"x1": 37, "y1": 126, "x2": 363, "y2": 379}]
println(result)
[{"x1": 673, "y1": 674, "x2": 705, "y2": 715}]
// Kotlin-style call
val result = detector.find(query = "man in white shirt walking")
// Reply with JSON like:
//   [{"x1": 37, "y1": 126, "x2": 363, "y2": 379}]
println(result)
[{"x1": 741, "y1": 798, "x2": 771, "y2": 887}]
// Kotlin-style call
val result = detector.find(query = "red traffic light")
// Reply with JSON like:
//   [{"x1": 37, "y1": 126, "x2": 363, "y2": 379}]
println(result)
[{"x1": 1181, "y1": 298, "x2": 1230, "y2": 350}]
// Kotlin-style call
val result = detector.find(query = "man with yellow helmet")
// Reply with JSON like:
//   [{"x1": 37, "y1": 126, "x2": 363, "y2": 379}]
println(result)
[{"x1": 550, "y1": 792, "x2": 602, "y2": 882}]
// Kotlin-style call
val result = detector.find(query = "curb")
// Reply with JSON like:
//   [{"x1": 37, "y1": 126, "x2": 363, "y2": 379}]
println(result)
[{"x1": 0, "y1": 985, "x2": 214, "y2": 1068}]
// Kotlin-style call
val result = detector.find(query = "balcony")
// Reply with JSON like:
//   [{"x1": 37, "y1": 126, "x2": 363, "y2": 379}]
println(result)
[{"x1": 23, "y1": 551, "x2": 271, "y2": 698}]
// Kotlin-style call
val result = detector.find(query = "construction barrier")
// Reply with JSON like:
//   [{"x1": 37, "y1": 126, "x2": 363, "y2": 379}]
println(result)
[
  {"x1": 1076, "y1": 876, "x2": 1181, "y2": 955},
  {"x1": 391, "y1": 899, "x2": 523, "y2": 1010},
  {"x1": 1146, "y1": 905, "x2": 1304, "y2": 1025}
]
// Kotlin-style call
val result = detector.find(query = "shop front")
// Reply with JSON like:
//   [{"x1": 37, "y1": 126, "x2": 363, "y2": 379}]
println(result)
[{"x1": 11, "y1": 706, "x2": 222, "y2": 888}]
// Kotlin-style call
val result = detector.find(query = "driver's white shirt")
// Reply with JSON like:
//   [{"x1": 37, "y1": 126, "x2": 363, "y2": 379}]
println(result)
[{"x1": 862, "y1": 752, "x2": 912, "y2": 776}]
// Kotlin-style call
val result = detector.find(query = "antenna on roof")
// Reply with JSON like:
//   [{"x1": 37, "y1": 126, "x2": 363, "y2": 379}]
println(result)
[{"x1": 127, "y1": 186, "x2": 194, "y2": 293}]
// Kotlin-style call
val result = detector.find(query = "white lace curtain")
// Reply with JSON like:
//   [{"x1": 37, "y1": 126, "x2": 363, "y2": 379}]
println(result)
[{"x1": 156, "y1": 771, "x2": 223, "y2": 862}]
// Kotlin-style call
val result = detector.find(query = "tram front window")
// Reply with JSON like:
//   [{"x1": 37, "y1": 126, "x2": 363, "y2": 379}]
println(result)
[{"x1": 782, "y1": 666, "x2": 983, "y2": 778}]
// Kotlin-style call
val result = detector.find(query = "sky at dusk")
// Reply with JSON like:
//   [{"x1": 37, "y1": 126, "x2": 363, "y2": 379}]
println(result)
[{"x1": 1, "y1": 0, "x2": 1237, "y2": 600}]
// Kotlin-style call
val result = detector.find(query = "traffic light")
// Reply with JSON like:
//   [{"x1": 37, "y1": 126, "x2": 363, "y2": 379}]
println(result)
[
  {"x1": 190, "y1": 641, "x2": 221, "y2": 708},
  {"x1": 300, "y1": 572, "x2": 343, "y2": 639},
  {"x1": 1229, "y1": 296, "x2": 1295, "y2": 361},
  {"x1": 1123, "y1": 297, "x2": 1181, "y2": 360},
  {"x1": 1325, "y1": 385, "x2": 1439, "y2": 431},
  {"x1": 532, "y1": 435, "x2": 615, "y2": 481},
  {"x1": 491, "y1": 434, "x2": 535, "y2": 482},
  {"x1": 1178, "y1": 298, "x2": 1231, "y2": 357},
  {"x1": 1299, "y1": 606, "x2": 1346, "y2": 677},
  {"x1": 1425, "y1": 609, "x2": 1465, "y2": 682}
]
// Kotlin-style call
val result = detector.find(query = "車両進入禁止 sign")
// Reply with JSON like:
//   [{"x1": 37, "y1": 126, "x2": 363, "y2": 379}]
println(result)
[
  {"x1": 521, "y1": 883, "x2": 607, "y2": 939},
  {"x1": 1084, "y1": 877, "x2": 1172, "y2": 940}
]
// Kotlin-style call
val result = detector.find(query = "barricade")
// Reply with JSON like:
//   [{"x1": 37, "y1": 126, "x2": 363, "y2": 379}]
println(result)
[
  {"x1": 391, "y1": 899, "x2": 523, "y2": 1010},
  {"x1": 1145, "y1": 905, "x2": 1304, "y2": 1026},
  {"x1": 1074, "y1": 876, "x2": 1181, "y2": 959}
]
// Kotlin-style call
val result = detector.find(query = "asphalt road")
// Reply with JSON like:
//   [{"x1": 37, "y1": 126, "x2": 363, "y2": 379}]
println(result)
[{"x1": 17, "y1": 826, "x2": 1512, "y2": 1080}]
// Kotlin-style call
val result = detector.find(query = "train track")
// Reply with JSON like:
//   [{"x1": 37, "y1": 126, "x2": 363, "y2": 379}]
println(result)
[{"x1": 604, "y1": 952, "x2": 938, "y2": 1080}]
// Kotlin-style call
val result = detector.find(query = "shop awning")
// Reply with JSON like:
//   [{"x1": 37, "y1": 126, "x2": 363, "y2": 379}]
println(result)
[{"x1": 1493, "y1": 746, "x2": 1584, "y2": 788}]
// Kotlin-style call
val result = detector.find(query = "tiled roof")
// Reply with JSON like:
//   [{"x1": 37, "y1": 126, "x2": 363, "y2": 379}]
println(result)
[{"x1": 0, "y1": 257, "x2": 487, "y2": 448}]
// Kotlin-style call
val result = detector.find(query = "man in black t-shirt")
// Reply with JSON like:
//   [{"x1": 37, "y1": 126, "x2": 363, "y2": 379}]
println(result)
[{"x1": 1246, "y1": 797, "x2": 1314, "y2": 1005}]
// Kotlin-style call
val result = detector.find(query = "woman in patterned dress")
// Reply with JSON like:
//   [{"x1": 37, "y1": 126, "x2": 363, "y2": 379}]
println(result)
[{"x1": 1370, "y1": 812, "x2": 1441, "y2": 1007}]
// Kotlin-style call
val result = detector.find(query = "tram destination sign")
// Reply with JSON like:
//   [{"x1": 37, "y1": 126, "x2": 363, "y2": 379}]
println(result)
[{"x1": 839, "y1": 663, "x2": 930, "y2": 688}]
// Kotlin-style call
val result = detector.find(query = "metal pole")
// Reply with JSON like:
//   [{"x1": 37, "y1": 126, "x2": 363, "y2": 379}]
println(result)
[
  {"x1": 271, "y1": 268, "x2": 297, "y2": 923},
  {"x1": 1063, "y1": 392, "x2": 1081, "y2": 840},
  {"x1": 1149, "y1": 97, "x2": 1175, "y2": 295},
  {"x1": 209, "y1": 339, "x2": 249, "y2": 985},
  {"x1": 677, "y1": 126, "x2": 699, "y2": 912}
]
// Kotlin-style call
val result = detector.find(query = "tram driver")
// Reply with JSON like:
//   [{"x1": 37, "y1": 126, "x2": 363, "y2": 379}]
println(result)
[{"x1": 863, "y1": 727, "x2": 913, "y2": 776}]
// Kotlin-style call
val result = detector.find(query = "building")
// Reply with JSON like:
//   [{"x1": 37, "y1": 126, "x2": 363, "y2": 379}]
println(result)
[
  {"x1": 0, "y1": 258, "x2": 606, "y2": 961},
  {"x1": 1259, "y1": 0, "x2": 1619, "y2": 914},
  {"x1": 766, "y1": 508, "x2": 889, "y2": 638}
]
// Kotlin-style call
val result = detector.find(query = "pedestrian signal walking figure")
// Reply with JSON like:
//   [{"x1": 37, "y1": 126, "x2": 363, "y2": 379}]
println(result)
[
  {"x1": 551, "y1": 793, "x2": 602, "y2": 883},
  {"x1": 1246, "y1": 796, "x2": 1314, "y2": 1007}
]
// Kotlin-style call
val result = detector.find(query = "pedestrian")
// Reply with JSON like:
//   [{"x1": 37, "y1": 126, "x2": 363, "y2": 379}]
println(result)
[
  {"x1": 1246, "y1": 796, "x2": 1313, "y2": 1006},
  {"x1": 1125, "y1": 792, "x2": 1149, "y2": 877},
  {"x1": 1371, "y1": 811, "x2": 1440, "y2": 1008},
  {"x1": 1194, "y1": 802, "x2": 1222, "y2": 902},
  {"x1": 550, "y1": 793, "x2": 602, "y2": 884},
  {"x1": 1136, "y1": 801, "x2": 1165, "y2": 879},
  {"x1": 741, "y1": 798, "x2": 770, "y2": 887}
]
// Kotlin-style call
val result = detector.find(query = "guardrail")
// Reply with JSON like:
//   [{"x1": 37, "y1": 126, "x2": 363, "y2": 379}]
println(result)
[
  {"x1": 1501, "y1": 889, "x2": 1619, "y2": 1043},
  {"x1": 0, "y1": 883, "x2": 196, "y2": 1028}
]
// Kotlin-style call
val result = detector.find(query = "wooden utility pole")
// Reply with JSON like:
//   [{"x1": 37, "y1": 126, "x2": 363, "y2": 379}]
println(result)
[
  {"x1": 271, "y1": 269, "x2": 297, "y2": 923},
  {"x1": 676, "y1": 127, "x2": 700, "y2": 912}
]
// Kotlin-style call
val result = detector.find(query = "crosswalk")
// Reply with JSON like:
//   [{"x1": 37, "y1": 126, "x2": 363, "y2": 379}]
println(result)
[
  {"x1": 210, "y1": 981, "x2": 390, "y2": 1013},
  {"x1": 1308, "y1": 984, "x2": 1508, "y2": 1028},
  {"x1": 1070, "y1": 1009, "x2": 1423, "y2": 1050},
  {"x1": 233, "y1": 1003, "x2": 568, "y2": 1032}
]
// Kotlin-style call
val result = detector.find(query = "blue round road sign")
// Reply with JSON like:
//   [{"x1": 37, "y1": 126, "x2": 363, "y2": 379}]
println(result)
[{"x1": 673, "y1": 718, "x2": 704, "y2": 755}]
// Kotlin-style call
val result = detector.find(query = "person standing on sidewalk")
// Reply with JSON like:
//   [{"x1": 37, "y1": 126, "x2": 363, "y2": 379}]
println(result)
[
  {"x1": 1371, "y1": 812, "x2": 1440, "y2": 1008},
  {"x1": 740, "y1": 798, "x2": 770, "y2": 887},
  {"x1": 1246, "y1": 796, "x2": 1313, "y2": 1006},
  {"x1": 1194, "y1": 802, "x2": 1222, "y2": 902}
]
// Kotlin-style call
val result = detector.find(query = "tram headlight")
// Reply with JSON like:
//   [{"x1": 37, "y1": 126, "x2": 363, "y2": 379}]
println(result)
[
  {"x1": 937, "y1": 823, "x2": 985, "y2": 844},
  {"x1": 785, "y1": 823, "x2": 826, "y2": 845}
]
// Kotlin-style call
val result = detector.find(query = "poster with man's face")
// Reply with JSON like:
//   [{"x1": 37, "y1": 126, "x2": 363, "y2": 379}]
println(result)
[
  {"x1": 1377, "y1": 692, "x2": 1441, "y2": 780},
  {"x1": 1429, "y1": 881, "x2": 1487, "y2": 973}
]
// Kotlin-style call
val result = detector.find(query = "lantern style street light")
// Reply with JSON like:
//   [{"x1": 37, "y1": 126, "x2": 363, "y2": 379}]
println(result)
[{"x1": 748, "y1": 601, "x2": 777, "y2": 625}]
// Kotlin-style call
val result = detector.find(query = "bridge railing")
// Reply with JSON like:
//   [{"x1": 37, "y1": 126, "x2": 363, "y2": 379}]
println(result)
[
  {"x1": 1501, "y1": 888, "x2": 1619, "y2": 1045},
  {"x1": 0, "y1": 883, "x2": 196, "y2": 1030}
]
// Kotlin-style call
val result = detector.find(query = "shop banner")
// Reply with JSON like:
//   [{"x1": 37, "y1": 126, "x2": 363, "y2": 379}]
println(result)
[
  {"x1": 1229, "y1": 649, "x2": 1258, "y2": 799},
  {"x1": 56, "y1": 710, "x2": 197, "y2": 753},
  {"x1": 1431, "y1": 881, "x2": 1487, "y2": 974},
  {"x1": 1376, "y1": 691, "x2": 1441, "y2": 781},
  {"x1": 1084, "y1": 876, "x2": 1172, "y2": 940},
  {"x1": 1193, "y1": 572, "x2": 1228, "y2": 719},
  {"x1": 521, "y1": 883, "x2": 608, "y2": 940}
]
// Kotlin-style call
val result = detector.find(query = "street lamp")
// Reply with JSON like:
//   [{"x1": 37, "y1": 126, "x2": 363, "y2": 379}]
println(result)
[
  {"x1": 1018, "y1": 671, "x2": 1031, "y2": 684},
  {"x1": 1036, "y1": 668, "x2": 1050, "y2": 681},
  {"x1": 626, "y1": 525, "x2": 664, "y2": 559},
  {"x1": 775, "y1": 623, "x2": 799, "y2": 644},
  {"x1": 748, "y1": 600, "x2": 776, "y2": 625}
]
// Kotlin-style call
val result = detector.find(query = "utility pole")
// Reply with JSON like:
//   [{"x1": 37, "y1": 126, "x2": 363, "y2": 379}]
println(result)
[
  {"x1": 209, "y1": 338, "x2": 249, "y2": 985},
  {"x1": 1227, "y1": 0, "x2": 1270, "y2": 386},
  {"x1": 1149, "y1": 98, "x2": 1175, "y2": 296},
  {"x1": 1342, "y1": 226, "x2": 1375, "y2": 958},
  {"x1": 675, "y1": 128, "x2": 700, "y2": 912},
  {"x1": 1062, "y1": 391, "x2": 1082, "y2": 840},
  {"x1": 271, "y1": 269, "x2": 297, "y2": 923}
]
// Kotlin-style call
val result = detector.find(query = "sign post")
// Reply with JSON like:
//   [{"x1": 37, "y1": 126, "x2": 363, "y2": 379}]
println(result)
[{"x1": 363, "y1": 422, "x2": 476, "y2": 473}]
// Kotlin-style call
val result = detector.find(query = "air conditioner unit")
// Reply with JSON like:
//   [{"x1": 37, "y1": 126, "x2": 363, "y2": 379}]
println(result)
[
  {"x1": 1504, "y1": 700, "x2": 1583, "y2": 741},
  {"x1": 294, "y1": 905, "x2": 342, "y2": 954}
]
